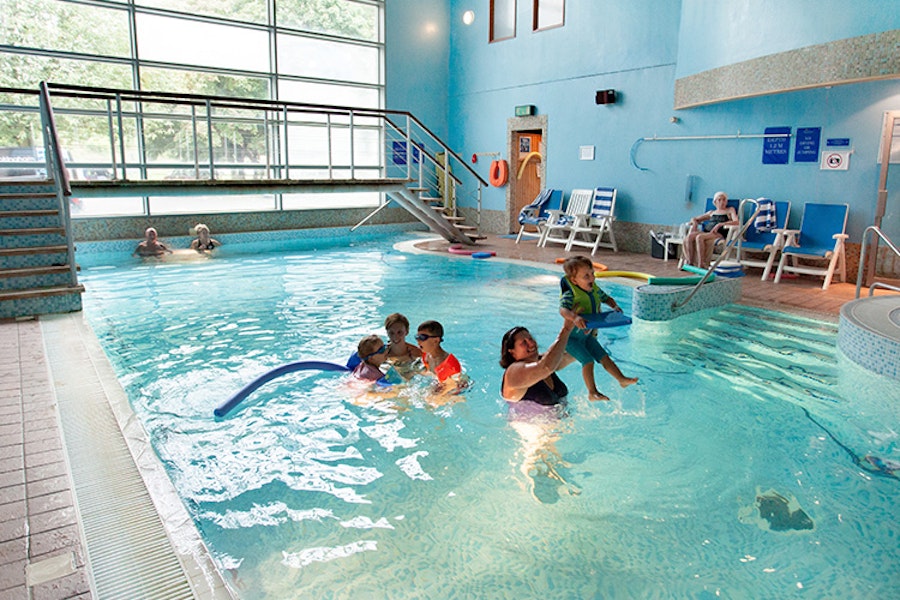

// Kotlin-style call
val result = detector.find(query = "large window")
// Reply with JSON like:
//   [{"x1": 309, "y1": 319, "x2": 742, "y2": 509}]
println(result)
[
  {"x1": 490, "y1": 0, "x2": 516, "y2": 42},
  {"x1": 0, "y1": 0, "x2": 385, "y2": 216}
]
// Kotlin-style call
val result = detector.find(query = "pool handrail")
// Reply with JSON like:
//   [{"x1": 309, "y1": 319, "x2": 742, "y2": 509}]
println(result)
[
  {"x1": 855, "y1": 225, "x2": 900, "y2": 298},
  {"x1": 672, "y1": 199, "x2": 762, "y2": 310}
]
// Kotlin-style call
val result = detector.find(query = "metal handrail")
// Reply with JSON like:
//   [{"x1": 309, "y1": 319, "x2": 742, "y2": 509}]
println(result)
[
  {"x1": 855, "y1": 226, "x2": 900, "y2": 298},
  {"x1": 672, "y1": 199, "x2": 761, "y2": 310},
  {"x1": 37, "y1": 82, "x2": 78, "y2": 286}
]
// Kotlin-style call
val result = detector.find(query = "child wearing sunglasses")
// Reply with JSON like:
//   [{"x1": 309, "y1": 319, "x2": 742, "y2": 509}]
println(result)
[
  {"x1": 415, "y1": 320, "x2": 464, "y2": 387},
  {"x1": 352, "y1": 335, "x2": 391, "y2": 382}
]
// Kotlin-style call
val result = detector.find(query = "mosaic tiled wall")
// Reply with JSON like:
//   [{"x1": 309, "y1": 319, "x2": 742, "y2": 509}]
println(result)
[
  {"x1": 632, "y1": 277, "x2": 742, "y2": 321},
  {"x1": 72, "y1": 206, "x2": 419, "y2": 242},
  {"x1": 675, "y1": 30, "x2": 900, "y2": 109},
  {"x1": 838, "y1": 302, "x2": 900, "y2": 380}
]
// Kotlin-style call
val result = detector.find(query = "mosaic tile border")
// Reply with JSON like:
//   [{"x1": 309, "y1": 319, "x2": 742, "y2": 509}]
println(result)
[
  {"x1": 675, "y1": 30, "x2": 900, "y2": 109},
  {"x1": 837, "y1": 301, "x2": 900, "y2": 381},
  {"x1": 632, "y1": 277, "x2": 743, "y2": 321}
]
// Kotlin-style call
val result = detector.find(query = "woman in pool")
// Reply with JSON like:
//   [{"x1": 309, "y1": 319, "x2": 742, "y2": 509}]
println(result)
[
  {"x1": 500, "y1": 318, "x2": 576, "y2": 410},
  {"x1": 190, "y1": 223, "x2": 221, "y2": 252}
]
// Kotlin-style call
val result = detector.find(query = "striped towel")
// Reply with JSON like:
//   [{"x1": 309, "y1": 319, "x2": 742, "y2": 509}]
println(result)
[{"x1": 754, "y1": 197, "x2": 776, "y2": 233}]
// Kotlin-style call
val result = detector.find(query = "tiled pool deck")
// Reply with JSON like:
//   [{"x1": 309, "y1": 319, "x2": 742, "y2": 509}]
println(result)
[{"x1": 1, "y1": 232, "x2": 897, "y2": 598}]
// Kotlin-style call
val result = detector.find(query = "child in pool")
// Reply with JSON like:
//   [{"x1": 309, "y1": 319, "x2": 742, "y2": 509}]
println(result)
[
  {"x1": 190, "y1": 223, "x2": 221, "y2": 252},
  {"x1": 416, "y1": 320, "x2": 469, "y2": 398},
  {"x1": 352, "y1": 335, "x2": 389, "y2": 381},
  {"x1": 559, "y1": 256, "x2": 638, "y2": 401},
  {"x1": 384, "y1": 313, "x2": 423, "y2": 377}
]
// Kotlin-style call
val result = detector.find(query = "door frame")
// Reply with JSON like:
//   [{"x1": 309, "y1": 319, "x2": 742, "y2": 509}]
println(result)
[{"x1": 506, "y1": 115, "x2": 548, "y2": 233}]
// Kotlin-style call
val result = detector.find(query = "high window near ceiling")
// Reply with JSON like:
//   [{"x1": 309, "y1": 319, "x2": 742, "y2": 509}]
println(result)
[
  {"x1": 533, "y1": 0, "x2": 564, "y2": 31},
  {"x1": 490, "y1": 0, "x2": 516, "y2": 42},
  {"x1": 0, "y1": 0, "x2": 385, "y2": 216}
]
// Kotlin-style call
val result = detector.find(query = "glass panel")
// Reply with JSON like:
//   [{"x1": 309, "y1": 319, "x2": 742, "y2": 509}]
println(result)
[
  {"x1": 281, "y1": 191, "x2": 379, "y2": 209},
  {"x1": 0, "y1": 0, "x2": 131, "y2": 57},
  {"x1": 534, "y1": 0, "x2": 564, "y2": 30},
  {"x1": 277, "y1": 0, "x2": 379, "y2": 42},
  {"x1": 490, "y1": 0, "x2": 516, "y2": 42},
  {"x1": 0, "y1": 54, "x2": 133, "y2": 90},
  {"x1": 141, "y1": 67, "x2": 270, "y2": 99},
  {"x1": 277, "y1": 34, "x2": 379, "y2": 84},
  {"x1": 70, "y1": 197, "x2": 145, "y2": 217},
  {"x1": 279, "y1": 80, "x2": 379, "y2": 109},
  {"x1": 136, "y1": 14, "x2": 269, "y2": 72},
  {"x1": 150, "y1": 194, "x2": 275, "y2": 213},
  {"x1": 136, "y1": 0, "x2": 267, "y2": 25}
]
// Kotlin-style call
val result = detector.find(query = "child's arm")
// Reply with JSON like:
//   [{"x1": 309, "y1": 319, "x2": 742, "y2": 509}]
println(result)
[
  {"x1": 603, "y1": 296, "x2": 622, "y2": 312},
  {"x1": 559, "y1": 306, "x2": 587, "y2": 329}
]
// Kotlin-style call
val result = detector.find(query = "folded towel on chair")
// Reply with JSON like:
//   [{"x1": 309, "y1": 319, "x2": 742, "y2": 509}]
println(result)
[
  {"x1": 754, "y1": 197, "x2": 776, "y2": 233},
  {"x1": 517, "y1": 189, "x2": 554, "y2": 224}
]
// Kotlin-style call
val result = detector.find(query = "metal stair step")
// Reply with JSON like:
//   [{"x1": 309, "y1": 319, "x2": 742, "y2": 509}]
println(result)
[
  {"x1": 0, "y1": 209, "x2": 59, "y2": 217},
  {"x1": 0, "y1": 265, "x2": 72, "y2": 279},
  {"x1": 456, "y1": 225, "x2": 478, "y2": 231},
  {"x1": 0, "y1": 283, "x2": 85, "y2": 302},
  {"x1": 0, "y1": 192, "x2": 57, "y2": 200},
  {"x1": 0, "y1": 227, "x2": 66, "y2": 236},
  {"x1": 443, "y1": 215, "x2": 466, "y2": 222},
  {"x1": 0, "y1": 245, "x2": 68, "y2": 256}
]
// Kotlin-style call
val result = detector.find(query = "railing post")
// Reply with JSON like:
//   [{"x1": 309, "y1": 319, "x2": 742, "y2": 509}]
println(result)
[
  {"x1": 349, "y1": 110, "x2": 355, "y2": 179},
  {"x1": 105, "y1": 99, "x2": 117, "y2": 179},
  {"x1": 205, "y1": 100, "x2": 215, "y2": 180},
  {"x1": 191, "y1": 105, "x2": 200, "y2": 177},
  {"x1": 115, "y1": 93, "x2": 126, "y2": 179},
  {"x1": 405, "y1": 115, "x2": 412, "y2": 181},
  {"x1": 327, "y1": 113, "x2": 333, "y2": 180},
  {"x1": 282, "y1": 105, "x2": 289, "y2": 179}
]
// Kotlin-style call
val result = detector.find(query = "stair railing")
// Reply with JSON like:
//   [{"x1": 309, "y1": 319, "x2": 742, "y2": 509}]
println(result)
[
  {"x1": 672, "y1": 199, "x2": 762, "y2": 310},
  {"x1": 38, "y1": 82, "x2": 78, "y2": 286},
  {"x1": 855, "y1": 226, "x2": 900, "y2": 298}
]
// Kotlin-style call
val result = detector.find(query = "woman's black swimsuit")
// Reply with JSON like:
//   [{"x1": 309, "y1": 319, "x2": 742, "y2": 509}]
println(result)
[
  {"x1": 503, "y1": 371, "x2": 568, "y2": 406},
  {"x1": 195, "y1": 240, "x2": 216, "y2": 250},
  {"x1": 703, "y1": 213, "x2": 731, "y2": 236}
]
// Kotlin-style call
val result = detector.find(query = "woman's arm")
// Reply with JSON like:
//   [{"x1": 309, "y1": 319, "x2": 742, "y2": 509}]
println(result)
[{"x1": 503, "y1": 319, "x2": 575, "y2": 400}]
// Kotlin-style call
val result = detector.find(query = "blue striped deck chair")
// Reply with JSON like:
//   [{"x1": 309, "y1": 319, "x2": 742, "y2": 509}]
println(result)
[
  {"x1": 539, "y1": 189, "x2": 594, "y2": 248},
  {"x1": 515, "y1": 189, "x2": 563, "y2": 243},
  {"x1": 565, "y1": 187, "x2": 618, "y2": 254},
  {"x1": 735, "y1": 198, "x2": 791, "y2": 278},
  {"x1": 772, "y1": 202, "x2": 849, "y2": 290}
]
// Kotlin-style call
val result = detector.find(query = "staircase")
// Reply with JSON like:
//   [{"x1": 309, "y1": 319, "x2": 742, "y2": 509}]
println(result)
[{"x1": 0, "y1": 180, "x2": 84, "y2": 319}]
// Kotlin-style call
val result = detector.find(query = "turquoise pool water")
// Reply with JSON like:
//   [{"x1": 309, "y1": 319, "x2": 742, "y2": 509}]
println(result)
[{"x1": 79, "y1": 234, "x2": 900, "y2": 599}]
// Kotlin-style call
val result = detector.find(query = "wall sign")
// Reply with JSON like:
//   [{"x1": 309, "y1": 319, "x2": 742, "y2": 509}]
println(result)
[
  {"x1": 794, "y1": 127, "x2": 821, "y2": 162},
  {"x1": 826, "y1": 138, "x2": 850, "y2": 147},
  {"x1": 392, "y1": 141, "x2": 420, "y2": 165},
  {"x1": 820, "y1": 150, "x2": 851, "y2": 171},
  {"x1": 762, "y1": 126, "x2": 791, "y2": 164}
]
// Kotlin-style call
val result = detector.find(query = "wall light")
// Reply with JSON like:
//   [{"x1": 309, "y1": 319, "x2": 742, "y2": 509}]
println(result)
[{"x1": 462, "y1": 10, "x2": 475, "y2": 25}]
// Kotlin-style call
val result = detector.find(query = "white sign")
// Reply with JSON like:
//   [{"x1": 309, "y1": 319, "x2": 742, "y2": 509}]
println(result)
[{"x1": 820, "y1": 150, "x2": 851, "y2": 171}]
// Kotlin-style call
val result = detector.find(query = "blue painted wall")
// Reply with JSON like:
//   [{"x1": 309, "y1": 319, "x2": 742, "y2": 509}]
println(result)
[
  {"x1": 385, "y1": 0, "x2": 451, "y2": 139},
  {"x1": 387, "y1": 0, "x2": 900, "y2": 241},
  {"x1": 677, "y1": 0, "x2": 900, "y2": 77}
]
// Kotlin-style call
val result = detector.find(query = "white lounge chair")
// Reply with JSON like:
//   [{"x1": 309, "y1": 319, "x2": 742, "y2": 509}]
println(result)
[
  {"x1": 515, "y1": 189, "x2": 563, "y2": 243},
  {"x1": 564, "y1": 187, "x2": 618, "y2": 254},
  {"x1": 539, "y1": 189, "x2": 594, "y2": 248}
]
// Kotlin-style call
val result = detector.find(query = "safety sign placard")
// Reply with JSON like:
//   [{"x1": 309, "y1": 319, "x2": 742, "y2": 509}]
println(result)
[{"x1": 820, "y1": 150, "x2": 851, "y2": 171}]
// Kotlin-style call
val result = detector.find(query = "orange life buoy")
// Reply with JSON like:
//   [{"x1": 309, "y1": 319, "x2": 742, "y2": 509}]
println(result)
[{"x1": 489, "y1": 159, "x2": 509, "y2": 187}]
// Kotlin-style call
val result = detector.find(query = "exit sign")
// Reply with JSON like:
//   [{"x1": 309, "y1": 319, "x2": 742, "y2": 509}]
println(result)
[{"x1": 515, "y1": 105, "x2": 535, "y2": 117}]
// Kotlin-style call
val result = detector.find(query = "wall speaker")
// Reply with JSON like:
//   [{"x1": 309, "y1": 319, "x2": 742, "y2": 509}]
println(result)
[{"x1": 595, "y1": 89, "x2": 617, "y2": 105}]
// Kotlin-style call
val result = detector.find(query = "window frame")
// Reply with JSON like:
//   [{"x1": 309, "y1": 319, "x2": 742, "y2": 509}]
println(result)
[
  {"x1": 532, "y1": 0, "x2": 565, "y2": 32},
  {"x1": 489, "y1": 0, "x2": 517, "y2": 43}
]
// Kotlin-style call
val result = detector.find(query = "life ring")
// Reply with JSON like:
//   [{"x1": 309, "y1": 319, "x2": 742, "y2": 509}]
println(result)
[
  {"x1": 489, "y1": 160, "x2": 509, "y2": 187},
  {"x1": 595, "y1": 271, "x2": 652, "y2": 280},
  {"x1": 554, "y1": 258, "x2": 607, "y2": 271}
]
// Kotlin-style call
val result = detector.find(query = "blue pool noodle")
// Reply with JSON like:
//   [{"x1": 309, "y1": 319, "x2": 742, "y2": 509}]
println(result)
[{"x1": 214, "y1": 360, "x2": 350, "y2": 418}]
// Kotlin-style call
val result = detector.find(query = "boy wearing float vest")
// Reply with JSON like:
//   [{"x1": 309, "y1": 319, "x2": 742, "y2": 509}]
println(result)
[{"x1": 559, "y1": 256, "x2": 638, "y2": 401}]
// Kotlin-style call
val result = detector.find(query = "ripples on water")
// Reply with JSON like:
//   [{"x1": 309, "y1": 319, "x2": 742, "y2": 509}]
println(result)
[{"x1": 80, "y1": 238, "x2": 900, "y2": 599}]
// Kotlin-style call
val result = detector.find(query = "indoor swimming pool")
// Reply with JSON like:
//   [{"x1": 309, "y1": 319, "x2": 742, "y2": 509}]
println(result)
[{"x1": 77, "y1": 233, "x2": 899, "y2": 599}]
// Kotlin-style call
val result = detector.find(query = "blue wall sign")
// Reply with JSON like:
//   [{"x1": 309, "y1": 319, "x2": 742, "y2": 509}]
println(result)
[
  {"x1": 794, "y1": 127, "x2": 821, "y2": 162},
  {"x1": 762, "y1": 126, "x2": 791, "y2": 164},
  {"x1": 826, "y1": 138, "x2": 850, "y2": 147},
  {"x1": 392, "y1": 141, "x2": 420, "y2": 165}
]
